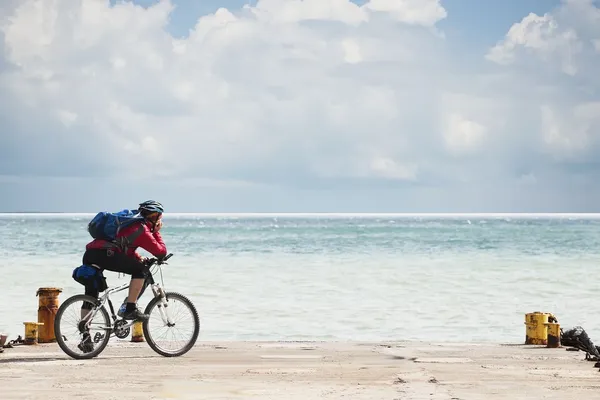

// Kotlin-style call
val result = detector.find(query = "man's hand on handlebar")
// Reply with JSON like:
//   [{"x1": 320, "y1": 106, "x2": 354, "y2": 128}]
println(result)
[{"x1": 145, "y1": 253, "x2": 174, "y2": 267}]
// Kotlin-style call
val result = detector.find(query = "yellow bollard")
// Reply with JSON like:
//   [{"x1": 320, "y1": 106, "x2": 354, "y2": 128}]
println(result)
[
  {"x1": 23, "y1": 322, "x2": 44, "y2": 345},
  {"x1": 546, "y1": 322, "x2": 561, "y2": 348},
  {"x1": 131, "y1": 321, "x2": 144, "y2": 342},
  {"x1": 524, "y1": 312, "x2": 556, "y2": 345},
  {"x1": 36, "y1": 287, "x2": 62, "y2": 343}
]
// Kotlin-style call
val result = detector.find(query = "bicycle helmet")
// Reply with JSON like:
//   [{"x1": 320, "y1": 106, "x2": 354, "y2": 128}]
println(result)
[{"x1": 138, "y1": 200, "x2": 164, "y2": 216}]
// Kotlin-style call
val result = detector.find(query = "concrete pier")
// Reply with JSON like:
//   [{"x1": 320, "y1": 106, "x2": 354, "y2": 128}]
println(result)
[{"x1": 1, "y1": 340, "x2": 598, "y2": 399}]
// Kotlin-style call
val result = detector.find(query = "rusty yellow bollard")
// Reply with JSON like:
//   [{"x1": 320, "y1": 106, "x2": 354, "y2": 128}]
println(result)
[
  {"x1": 525, "y1": 312, "x2": 555, "y2": 345},
  {"x1": 546, "y1": 322, "x2": 561, "y2": 348},
  {"x1": 36, "y1": 287, "x2": 62, "y2": 343},
  {"x1": 23, "y1": 322, "x2": 44, "y2": 345},
  {"x1": 131, "y1": 321, "x2": 144, "y2": 342}
]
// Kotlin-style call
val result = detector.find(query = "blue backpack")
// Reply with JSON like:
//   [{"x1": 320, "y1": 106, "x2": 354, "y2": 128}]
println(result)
[
  {"x1": 72, "y1": 264, "x2": 108, "y2": 292},
  {"x1": 88, "y1": 209, "x2": 144, "y2": 242}
]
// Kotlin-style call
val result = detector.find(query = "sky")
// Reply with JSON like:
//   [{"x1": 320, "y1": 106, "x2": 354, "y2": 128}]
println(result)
[{"x1": 0, "y1": 0, "x2": 599, "y2": 213}]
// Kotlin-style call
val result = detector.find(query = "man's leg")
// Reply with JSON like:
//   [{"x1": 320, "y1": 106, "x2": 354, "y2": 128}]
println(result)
[
  {"x1": 76, "y1": 284, "x2": 98, "y2": 353},
  {"x1": 81, "y1": 284, "x2": 99, "y2": 320},
  {"x1": 83, "y1": 248, "x2": 149, "y2": 321},
  {"x1": 78, "y1": 252, "x2": 101, "y2": 353},
  {"x1": 127, "y1": 278, "x2": 144, "y2": 303},
  {"x1": 81, "y1": 251, "x2": 101, "y2": 321},
  {"x1": 103, "y1": 252, "x2": 149, "y2": 321}
]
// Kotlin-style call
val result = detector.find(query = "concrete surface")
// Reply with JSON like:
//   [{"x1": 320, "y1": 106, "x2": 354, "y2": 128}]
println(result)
[{"x1": 1, "y1": 340, "x2": 599, "y2": 399}]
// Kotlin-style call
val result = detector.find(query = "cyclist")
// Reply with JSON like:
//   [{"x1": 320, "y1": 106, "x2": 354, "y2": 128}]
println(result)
[{"x1": 81, "y1": 200, "x2": 168, "y2": 321}]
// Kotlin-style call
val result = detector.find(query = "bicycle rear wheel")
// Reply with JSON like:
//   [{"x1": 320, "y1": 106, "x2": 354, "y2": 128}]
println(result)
[
  {"x1": 54, "y1": 294, "x2": 112, "y2": 360},
  {"x1": 142, "y1": 292, "x2": 200, "y2": 357}
]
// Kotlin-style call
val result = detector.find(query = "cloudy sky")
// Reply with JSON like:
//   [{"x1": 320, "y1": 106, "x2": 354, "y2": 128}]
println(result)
[{"x1": 0, "y1": 0, "x2": 599, "y2": 213}]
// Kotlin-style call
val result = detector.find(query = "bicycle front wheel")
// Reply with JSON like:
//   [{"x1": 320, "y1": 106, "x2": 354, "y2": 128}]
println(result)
[
  {"x1": 142, "y1": 292, "x2": 200, "y2": 357},
  {"x1": 54, "y1": 294, "x2": 112, "y2": 360}
]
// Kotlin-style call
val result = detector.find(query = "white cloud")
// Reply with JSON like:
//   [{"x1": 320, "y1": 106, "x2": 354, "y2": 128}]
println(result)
[
  {"x1": 540, "y1": 102, "x2": 600, "y2": 160},
  {"x1": 341, "y1": 38, "x2": 362, "y2": 63},
  {"x1": 363, "y1": 0, "x2": 446, "y2": 26},
  {"x1": 250, "y1": 0, "x2": 368, "y2": 25},
  {"x1": 443, "y1": 113, "x2": 487, "y2": 156},
  {"x1": 486, "y1": 12, "x2": 582, "y2": 75},
  {"x1": 368, "y1": 157, "x2": 418, "y2": 181},
  {"x1": 486, "y1": 0, "x2": 600, "y2": 78},
  {"x1": 0, "y1": 0, "x2": 599, "y2": 211},
  {"x1": 57, "y1": 109, "x2": 78, "y2": 127}
]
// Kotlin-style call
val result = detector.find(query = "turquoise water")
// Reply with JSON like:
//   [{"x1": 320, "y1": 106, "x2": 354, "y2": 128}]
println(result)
[{"x1": 1, "y1": 213, "x2": 598, "y2": 343}]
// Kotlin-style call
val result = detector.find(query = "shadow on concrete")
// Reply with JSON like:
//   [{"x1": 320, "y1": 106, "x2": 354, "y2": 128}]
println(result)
[{"x1": 0, "y1": 355, "x2": 159, "y2": 364}]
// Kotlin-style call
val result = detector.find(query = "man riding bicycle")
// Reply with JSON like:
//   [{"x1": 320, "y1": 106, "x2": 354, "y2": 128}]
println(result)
[{"x1": 81, "y1": 200, "x2": 168, "y2": 321}]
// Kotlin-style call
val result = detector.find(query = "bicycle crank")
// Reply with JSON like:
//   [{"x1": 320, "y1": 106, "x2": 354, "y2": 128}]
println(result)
[{"x1": 113, "y1": 320, "x2": 131, "y2": 339}]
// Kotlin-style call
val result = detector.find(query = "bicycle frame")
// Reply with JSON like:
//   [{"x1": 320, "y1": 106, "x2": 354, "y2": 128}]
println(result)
[{"x1": 80, "y1": 256, "x2": 175, "y2": 333}]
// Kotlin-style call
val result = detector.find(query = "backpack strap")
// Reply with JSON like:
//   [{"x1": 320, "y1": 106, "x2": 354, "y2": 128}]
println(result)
[
  {"x1": 115, "y1": 223, "x2": 146, "y2": 251},
  {"x1": 99, "y1": 241, "x2": 120, "y2": 250}
]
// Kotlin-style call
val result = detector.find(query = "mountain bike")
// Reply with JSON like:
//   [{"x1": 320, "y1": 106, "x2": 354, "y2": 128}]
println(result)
[{"x1": 54, "y1": 253, "x2": 200, "y2": 359}]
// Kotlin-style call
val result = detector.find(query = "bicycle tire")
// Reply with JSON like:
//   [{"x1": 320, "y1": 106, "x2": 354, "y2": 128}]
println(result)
[
  {"x1": 142, "y1": 292, "x2": 200, "y2": 357},
  {"x1": 54, "y1": 294, "x2": 112, "y2": 360}
]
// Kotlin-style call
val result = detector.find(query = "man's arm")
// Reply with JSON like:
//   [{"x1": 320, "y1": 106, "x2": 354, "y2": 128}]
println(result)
[{"x1": 135, "y1": 225, "x2": 168, "y2": 258}]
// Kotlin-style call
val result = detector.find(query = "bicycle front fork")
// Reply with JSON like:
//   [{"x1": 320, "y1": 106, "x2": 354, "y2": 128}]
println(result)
[{"x1": 151, "y1": 284, "x2": 175, "y2": 326}]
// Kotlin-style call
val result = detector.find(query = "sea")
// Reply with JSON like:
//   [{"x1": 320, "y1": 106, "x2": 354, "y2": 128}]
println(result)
[{"x1": 0, "y1": 213, "x2": 599, "y2": 344}]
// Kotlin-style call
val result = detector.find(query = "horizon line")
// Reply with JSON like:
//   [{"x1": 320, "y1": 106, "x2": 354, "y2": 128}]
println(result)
[{"x1": 1, "y1": 212, "x2": 600, "y2": 218}]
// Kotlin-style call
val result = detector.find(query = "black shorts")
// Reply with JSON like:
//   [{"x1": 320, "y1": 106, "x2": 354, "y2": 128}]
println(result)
[
  {"x1": 82, "y1": 248, "x2": 147, "y2": 279},
  {"x1": 81, "y1": 248, "x2": 149, "y2": 304},
  {"x1": 82, "y1": 249, "x2": 148, "y2": 309}
]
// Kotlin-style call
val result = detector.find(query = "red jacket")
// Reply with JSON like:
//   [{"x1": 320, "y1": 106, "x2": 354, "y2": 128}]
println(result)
[{"x1": 86, "y1": 220, "x2": 168, "y2": 262}]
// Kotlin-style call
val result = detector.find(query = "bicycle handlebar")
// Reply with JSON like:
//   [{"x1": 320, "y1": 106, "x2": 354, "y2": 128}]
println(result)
[{"x1": 146, "y1": 252, "x2": 174, "y2": 267}]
